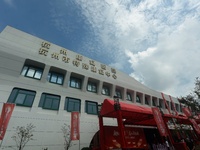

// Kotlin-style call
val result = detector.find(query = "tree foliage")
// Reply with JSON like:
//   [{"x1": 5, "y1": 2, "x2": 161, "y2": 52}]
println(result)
[
  {"x1": 179, "y1": 77, "x2": 200, "y2": 114},
  {"x1": 61, "y1": 123, "x2": 72, "y2": 150},
  {"x1": 11, "y1": 123, "x2": 35, "y2": 150}
]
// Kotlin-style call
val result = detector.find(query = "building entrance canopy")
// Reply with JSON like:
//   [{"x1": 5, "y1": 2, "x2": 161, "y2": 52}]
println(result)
[
  {"x1": 98, "y1": 99, "x2": 200, "y2": 150},
  {"x1": 100, "y1": 99, "x2": 193, "y2": 126}
]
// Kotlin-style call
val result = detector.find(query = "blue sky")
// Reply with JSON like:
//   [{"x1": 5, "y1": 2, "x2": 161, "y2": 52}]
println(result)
[{"x1": 1, "y1": 0, "x2": 200, "y2": 97}]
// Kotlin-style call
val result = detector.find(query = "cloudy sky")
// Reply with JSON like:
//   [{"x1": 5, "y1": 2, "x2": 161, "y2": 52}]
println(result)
[{"x1": 1, "y1": 0, "x2": 200, "y2": 97}]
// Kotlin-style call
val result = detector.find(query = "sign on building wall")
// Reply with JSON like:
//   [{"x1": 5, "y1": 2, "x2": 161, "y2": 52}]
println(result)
[{"x1": 0, "y1": 103, "x2": 15, "y2": 140}]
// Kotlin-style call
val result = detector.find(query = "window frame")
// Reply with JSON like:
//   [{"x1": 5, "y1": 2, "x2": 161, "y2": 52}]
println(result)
[
  {"x1": 64, "y1": 97, "x2": 81, "y2": 112},
  {"x1": 85, "y1": 101, "x2": 98, "y2": 115},
  {"x1": 69, "y1": 77, "x2": 82, "y2": 89},
  {"x1": 152, "y1": 99, "x2": 157, "y2": 106},
  {"x1": 7, "y1": 88, "x2": 36, "y2": 107},
  {"x1": 102, "y1": 86, "x2": 110, "y2": 96},
  {"x1": 136, "y1": 95, "x2": 141, "y2": 103},
  {"x1": 38, "y1": 93, "x2": 60, "y2": 110},
  {"x1": 48, "y1": 72, "x2": 64, "y2": 85},
  {"x1": 175, "y1": 103, "x2": 179, "y2": 112},
  {"x1": 126, "y1": 92, "x2": 132, "y2": 101},
  {"x1": 115, "y1": 90, "x2": 122, "y2": 99},
  {"x1": 145, "y1": 96, "x2": 149, "y2": 105},
  {"x1": 87, "y1": 81, "x2": 97, "y2": 93},
  {"x1": 170, "y1": 102, "x2": 174, "y2": 110},
  {"x1": 21, "y1": 65, "x2": 43, "y2": 80}
]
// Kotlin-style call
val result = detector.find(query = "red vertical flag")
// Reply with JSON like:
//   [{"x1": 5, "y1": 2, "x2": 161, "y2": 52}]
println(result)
[
  {"x1": 182, "y1": 107, "x2": 200, "y2": 134},
  {"x1": 182, "y1": 107, "x2": 192, "y2": 117},
  {"x1": 70, "y1": 112, "x2": 80, "y2": 141},
  {"x1": 0, "y1": 103, "x2": 15, "y2": 140},
  {"x1": 152, "y1": 107, "x2": 168, "y2": 137}
]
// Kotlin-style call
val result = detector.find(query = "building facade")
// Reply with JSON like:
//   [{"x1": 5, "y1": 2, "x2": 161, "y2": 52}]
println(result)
[{"x1": 0, "y1": 26, "x2": 182, "y2": 150}]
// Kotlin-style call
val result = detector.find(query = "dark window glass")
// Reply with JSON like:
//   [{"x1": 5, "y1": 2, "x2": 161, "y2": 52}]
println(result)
[
  {"x1": 21, "y1": 66, "x2": 43, "y2": 79},
  {"x1": 152, "y1": 99, "x2": 157, "y2": 106},
  {"x1": 126, "y1": 93, "x2": 132, "y2": 101},
  {"x1": 64, "y1": 97, "x2": 81, "y2": 112},
  {"x1": 87, "y1": 82, "x2": 97, "y2": 93},
  {"x1": 164, "y1": 101, "x2": 168, "y2": 109},
  {"x1": 175, "y1": 103, "x2": 179, "y2": 111},
  {"x1": 180, "y1": 105, "x2": 183, "y2": 112},
  {"x1": 159, "y1": 100, "x2": 163, "y2": 108},
  {"x1": 171, "y1": 102, "x2": 174, "y2": 110},
  {"x1": 38, "y1": 93, "x2": 60, "y2": 110},
  {"x1": 47, "y1": 72, "x2": 64, "y2": 85},
  {"x1": 136, "y1": 95, "x2": 141, "y2": 103},
  {"x1": 115, "y1": 90, "x2": 122, "y2": 99},
  {"x1": 7, "y1": 88, "x2": 36, "y2": 107},
  {"x1": 102, "y1": 86, "x2": 110, "y2": 96},
  {"x1": 145, "y1": 97, "x2": 149, "y2": 105},
  {"x1": 69, "y1": 77, "x2": 81, "y2": 89},
  {"x1": 85, "y1": 101, "x2": 98, "y2": 115}
]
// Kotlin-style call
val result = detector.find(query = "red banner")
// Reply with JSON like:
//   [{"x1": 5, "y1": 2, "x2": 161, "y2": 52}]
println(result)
[
  {"x1": 152, "y1": 107, "x2": 168, "y2": 137},
  {"x1": 182, "y1": 107, "x2": 200, "y2": 134},
  {"x1": 190, "y1": 119, "x2": 200, "y2": 134},
  {"x1": 182, "y1": 107, "x2": 192, "y2": 117},
  {"x1": 70, "y1": 112, "x2": 80, "y2": 141},
  {"x1": 0, "y1": 103, "x2": 15, "y2": 140},
  {"x1": 104, "y1": 126, "x2": 148, "y2": 149}
]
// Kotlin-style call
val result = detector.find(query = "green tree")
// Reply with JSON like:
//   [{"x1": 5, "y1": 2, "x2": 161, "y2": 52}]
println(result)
[
  {"x1": 11, "y1": 123, "x2": 35, "y2": 150},
  {"x1": 179, "y1": 77, "x2": 200, "y2": 114}
]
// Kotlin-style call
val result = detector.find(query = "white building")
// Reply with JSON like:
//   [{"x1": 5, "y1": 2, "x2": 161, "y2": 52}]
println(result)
[{"x1": 0, "y1": 26, "x2": 182, "y2": 150}]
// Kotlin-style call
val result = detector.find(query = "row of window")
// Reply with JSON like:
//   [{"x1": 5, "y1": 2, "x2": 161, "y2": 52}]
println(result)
[
  {"x1": 20, "y1": 61, "x2": 181, "y2": 112},
  {"x1": 21, "y1": 65, "x2": 141, "y2": 102},
  {"x1": 8, "y1": 87, "x2": 181, "y2": 116},
  {"x1": 7, "y1": 88, "x2": 98, "y2": 115}
]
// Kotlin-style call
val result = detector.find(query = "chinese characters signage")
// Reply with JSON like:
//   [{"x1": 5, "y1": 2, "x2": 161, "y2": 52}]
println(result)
[{"x1": 38, "y1": 41, "x2": 117, "y2": 79}]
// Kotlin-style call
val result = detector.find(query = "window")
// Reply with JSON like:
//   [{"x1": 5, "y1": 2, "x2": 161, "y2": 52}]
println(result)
[
  {"x1": 69, "y1": 77, "x2": 81, "y2": 89},
  {"x1": 180, "y1": 105, "x2": 183, "y2": 112},
  {"x1": 87, "y1": 82, "x2": 97, "y2": 93},
  {"x1": 38, "y1": 93, "x2": 60, "y2": 110},
  {"x1": 7, "y1": 88, "x2": 36, "y2": 107},
  {"x1": 126, "y1": 92, "x2": 132, "y2": 101},
  {"x1": 136, "y1": 95, "x2": 141, "y2": 103},
  {"x1": 102, "y1": 86, "x2": 110, "y2": 96},
  {"x1": 64, "y1": 97, "x2": 81, "y2": 112},
  {"x1": 85, "y1": 101, "x2": 98, "y2": 115},
  {"x1": 48, "y1": 72, "x2": 64, "y2": 85},
  {"x1": 21, "y1": 66, "x2": 43, "y2": 79},
  {"x1": 159, "y1": 99, "x2": 163, "y2": 108},
  {"x1": 170, "y1": 102, "x2": 174, "y2": 110},
  {"x1": 175, "y1": 103, "x2": 179, "y2": 112},
  {"x1": 152, "y1": 99, "x2": 157, "y2": 106},
  {"x1": 115, "y1": 90, "x2": 122, "y2": 99},
  {"x1": 145, "y1": 97, "x2": 149, "y2": 105}
]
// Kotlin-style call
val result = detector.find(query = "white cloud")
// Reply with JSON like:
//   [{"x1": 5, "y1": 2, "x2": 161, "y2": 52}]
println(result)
[
  {"x1": 3, "y1": 0, "x2": 15, "y2": 7},
  {"x1": 53, "y1": 0, "x2": 200, "y2": 97},
  {"x1": 128, "y1": 18, "x2": 200, "y2": 96}
]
